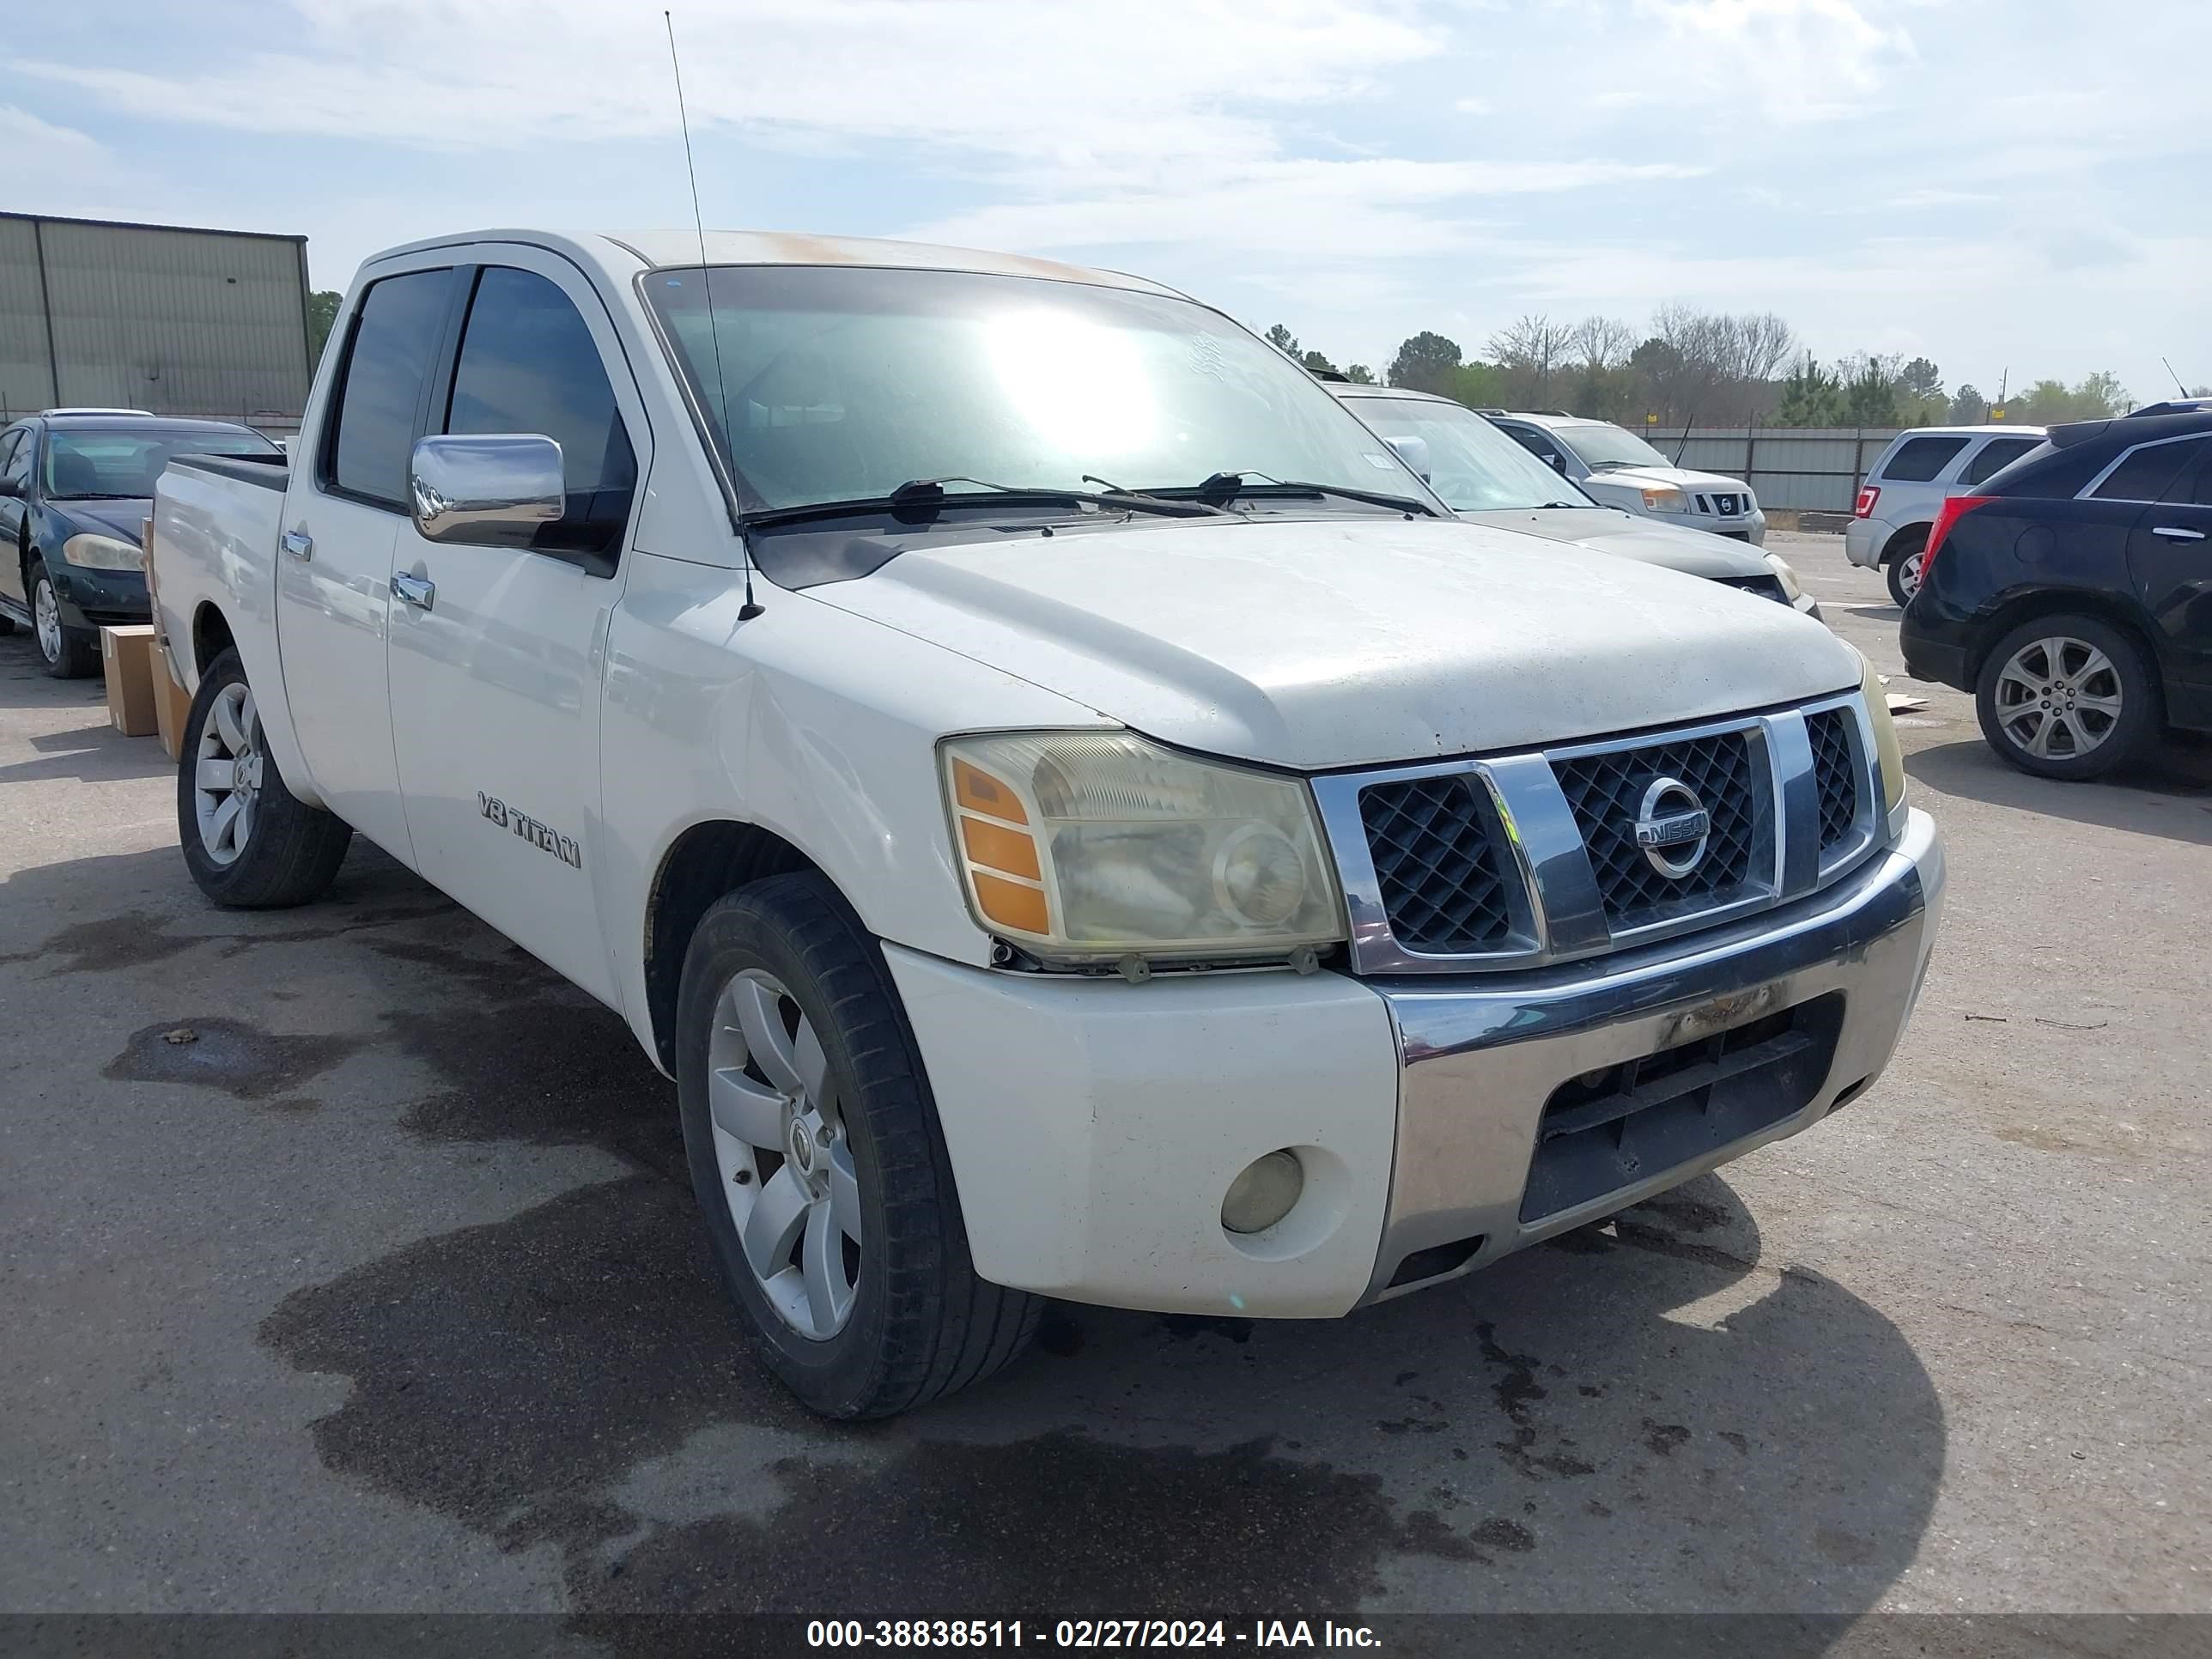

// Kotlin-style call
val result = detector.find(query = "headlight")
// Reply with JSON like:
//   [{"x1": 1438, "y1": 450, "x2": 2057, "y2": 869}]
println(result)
[
  {"x1": 63, "y1": 532, "x2": 144, "y2": 571},
  {"x1": 1856, "y1": 651, "x2": 1908, "y2": 839},
  {"x1": 1639, "y1": 486, "x2": 1689, "y2": 514},
  {"x1": 1763, "y1": 552, "x2": 1804, "y2": 602},
  {"x1": 940, "y1": 731, "x2": 1345, "y2": 964}
]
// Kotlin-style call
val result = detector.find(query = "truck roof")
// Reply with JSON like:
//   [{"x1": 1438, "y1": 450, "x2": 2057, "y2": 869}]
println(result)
[{"x1": 371, "y1": 228, "x2": 1185, "y2": 300}]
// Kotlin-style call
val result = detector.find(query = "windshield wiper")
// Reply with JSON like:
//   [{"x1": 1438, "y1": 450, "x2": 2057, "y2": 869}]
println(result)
[
  {"x1": 1192, "y1": 470, "x2": 1440, "y2": 517},
  {"x1": 1079, "y1": 474, "x2": 1234, "y2": 517},
  {"x1": 740, "y1": 476, "x2": 1228, "y2": 530}
]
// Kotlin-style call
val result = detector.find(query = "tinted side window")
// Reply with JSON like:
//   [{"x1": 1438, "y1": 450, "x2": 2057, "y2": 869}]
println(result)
[
  {"x1": 2157, "y1": 443, "x2": 2212, "y2": 505},
  {"x1": 1879, "y1": 435, "x2": 1970, "y2": 482},
  {"x1": 444, "y1": 267, "x2": 636, "y2": 557},
  {"x1": 2091, "y1": 439, "x2": 2207, "y2": 503},
  {"x1": 1960, "y1": 436, "x2": 2038, "y2": 486},
  {"x1": 0, "y1": 430, "x2": 26, "y2": 490},
  {"x1": 325, "y1": 270, "x2": 453, "y2": 507},
  {"x1": 1502, "y1": 424, "x2": 1565, "y2": 466}
]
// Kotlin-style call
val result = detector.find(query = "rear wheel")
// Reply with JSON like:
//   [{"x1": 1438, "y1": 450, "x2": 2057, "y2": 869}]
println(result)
[
  {"x1": 1975, "y1": 614, "x2": 2156, "y2": 781},
  {"x1": 29, "y1": 559, "x2": 98, "y2": 678},
  {"x1": 177, "y1": 648, "x2": 354, "y2": 907},
  {"x1": 1884, "y1": 529, "x2": 1928, "y2": 607},
  {"x1": 675, "y1": 872, "x2": 1039, "y2": 1418}
]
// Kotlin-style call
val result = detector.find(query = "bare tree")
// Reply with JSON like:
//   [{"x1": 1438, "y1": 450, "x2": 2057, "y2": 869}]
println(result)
[
  {"x1": 1486, "y1": 313, "x2": 1577, "y2": 405},
  {"x1": 1570, "y1": 315, "x2": 1637, "y2": 374}
]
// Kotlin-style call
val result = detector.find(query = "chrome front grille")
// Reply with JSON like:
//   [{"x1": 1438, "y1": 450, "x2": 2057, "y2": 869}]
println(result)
[
  {"x1": 1554, "y1": 730, "x2": 1762, "y2": 931},
  {"x1": 1358, "y1": 776, "x2": 1514, "y2": 952},
  {"x1": 1313, "y1": 693, "x2": 1883, "y2": 975}
]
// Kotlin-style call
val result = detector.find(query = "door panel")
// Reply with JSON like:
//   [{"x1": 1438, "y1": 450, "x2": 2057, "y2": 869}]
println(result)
[
  {"x1": 0, "y1": 429, "x2": 31, "y2": 604},
  {"x1": 387, "y1": 255, "x2": 647, "y2": 1002},
  {"x1": 2125, "y1": 446, "x2": 2212, "y2": 728},
  {"x1": 275, "y1": 265, "x2": 456, "y2": 866}
]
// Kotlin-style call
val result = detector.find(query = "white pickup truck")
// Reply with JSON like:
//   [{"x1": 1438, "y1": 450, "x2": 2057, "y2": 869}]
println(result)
[{"x1": 150, "y1": 229, "x2": 1944, "y2": 1418}]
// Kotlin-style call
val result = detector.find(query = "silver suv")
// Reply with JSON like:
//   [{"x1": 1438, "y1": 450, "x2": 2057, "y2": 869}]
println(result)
[
  {"x1": 1486, "y1": 411, "x2": 1766, "y2": 544},
  {"x1": 1846, "y1": 425, "x2": 2045, "y2": 605}
]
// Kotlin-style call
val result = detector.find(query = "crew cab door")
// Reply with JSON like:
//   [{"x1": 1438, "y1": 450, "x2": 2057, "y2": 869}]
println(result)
[
  {"x1": 2122, "y1": 436, "x2": 2212, "y2": 728},
  {"x1": 385, "y1": 254, "x2": 648, "y2": 1002},
  {"x1": 276, "y1": 264, "x2": 459, "y2": 866}
]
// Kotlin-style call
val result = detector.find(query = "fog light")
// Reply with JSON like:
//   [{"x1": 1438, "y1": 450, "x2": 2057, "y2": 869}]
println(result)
[{"x1": 1221, "y1": 1150, "x2": 1304, "y2": 1235}]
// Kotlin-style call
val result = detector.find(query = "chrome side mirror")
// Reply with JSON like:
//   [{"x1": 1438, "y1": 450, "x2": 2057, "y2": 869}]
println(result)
[
  {"x1": 1382, "y1": 434, "x2": 1432, "y2": 483},
  {"x1": 409, "y1": 434, "x2": 565, "y2": 548}
]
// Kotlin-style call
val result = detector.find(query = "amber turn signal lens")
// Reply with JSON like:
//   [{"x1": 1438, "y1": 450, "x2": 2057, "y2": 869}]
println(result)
[
  {"x1": 953, "y1": 758, "x2": 1027, "y2": 823},
  {"x1": 971, "y1": 872, "x2": 1049, "y2": 934},
  {"x1": 961, "y1": 815, "x2": 1041, "y2": 879}
]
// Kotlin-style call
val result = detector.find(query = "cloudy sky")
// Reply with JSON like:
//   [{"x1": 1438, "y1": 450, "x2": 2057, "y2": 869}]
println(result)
[{"x1": 10, "y1": 0, "x2": 2206, "y2": 403}]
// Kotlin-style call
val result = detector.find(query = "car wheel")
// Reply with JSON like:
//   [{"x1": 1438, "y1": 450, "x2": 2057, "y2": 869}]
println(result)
[
  {"x1": 29, "y1": 558, "x2": 99, "y2": 678},
  {"x1": 177, "y1": 648, "x2": 354, "y2": 907},
  {"x1": 1884, "y1": 531, "x2": 1928, "y2": 608},
  {"x1": 1975, "y1": 614, "x2": 2157, "y2": 781},
  {"x1": 675, "y1": 872, "x2": 1039, "y2": 1419}
]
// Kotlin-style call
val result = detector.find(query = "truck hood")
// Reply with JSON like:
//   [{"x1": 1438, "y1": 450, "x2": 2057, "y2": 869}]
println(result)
[
  {"x1": 1456, "y1": 507, "x2": 1771, "y2": 579},
  {"x1": 1583, "y1": 464, "x2": 1753, "y2": 497},
  {"x1": 805, "y1": 516, "x2": 1856, "y2": 770}
]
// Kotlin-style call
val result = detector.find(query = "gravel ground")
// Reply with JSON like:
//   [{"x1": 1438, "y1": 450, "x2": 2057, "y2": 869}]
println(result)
[{"x1": 2, "y1": 534, "x2": 2206, "y2": 1634}]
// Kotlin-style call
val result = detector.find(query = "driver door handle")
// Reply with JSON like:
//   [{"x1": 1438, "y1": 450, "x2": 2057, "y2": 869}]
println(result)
[
  {"x1": 282, "y1": 529, "x2": 313, "y2": 561},
  {"x1": 392, "y1": 572, "x2": 436, "y2": 611},
  {"x1": 2151, "y1": 526, "x2": 2206, "y2": 541}
]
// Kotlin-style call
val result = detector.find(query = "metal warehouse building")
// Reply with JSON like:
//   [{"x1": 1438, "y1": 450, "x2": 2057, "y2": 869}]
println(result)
[{"x1": 0, "y1": 211, "x2": 313, "y2": 427}]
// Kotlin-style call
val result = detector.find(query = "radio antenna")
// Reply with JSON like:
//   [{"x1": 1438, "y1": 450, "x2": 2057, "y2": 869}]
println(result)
[
  {"x1": 665, "y1": 9, "x2": 761, "y2": 620},
  {"x1": 2164, "y1": 357, "x2": 2191, "y2": 398}
]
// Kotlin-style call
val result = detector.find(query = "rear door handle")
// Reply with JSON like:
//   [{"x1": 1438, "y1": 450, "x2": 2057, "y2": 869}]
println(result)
[
  {"x1": 392, "y1": 572, "x2": 435, "y2": 611},
  {"x1": 2151, "y1": 526, "x2": 2206, "y2": 541},
  {"x1": 282, "y1": 529, "x2": 313, "y2": 561}
]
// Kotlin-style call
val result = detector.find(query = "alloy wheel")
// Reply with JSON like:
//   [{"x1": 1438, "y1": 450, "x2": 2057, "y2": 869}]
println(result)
[
  {"x1": 1992, "y1": 635, "x2": 2123, "y2": 761},
  {"x1": 33, "y1": 579, "x2": 63, "y2": 663},
  {"x1": 194, "y1": 682, "x2": 264, "y2": 866},
  {"x1": 1897, "y1": 547, "x2": 1924, "y2": 600},
  {"x1": 707, "y1": 969, "x2": 862, "y2": 1340}
]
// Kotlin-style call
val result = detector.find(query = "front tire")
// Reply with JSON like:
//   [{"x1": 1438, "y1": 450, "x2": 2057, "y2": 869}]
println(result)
[
  {"x1": 29, "y1": 559, "x2": 98, "y2": 678},
  {"x1": 1975, "y1": 614, "x2": 2157, "y2": 781},
  {"x1": 1884, "y1": 530, "x2": 1928, "y2": 608},
  {"x1": 675, "y1": 872, "x2": 1039, "y2": 1419},
  {"x1": 177, "y1": 648, "x2": 353, "y2": 907}
]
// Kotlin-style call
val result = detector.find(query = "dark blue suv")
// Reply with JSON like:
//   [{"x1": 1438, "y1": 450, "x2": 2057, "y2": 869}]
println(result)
[
  {"x1": 1900, "y1": 409, "x2": 2212, "y2": 780},
  {"x1": 0, "y1": 411, "x2": 282, "y2": 678}
]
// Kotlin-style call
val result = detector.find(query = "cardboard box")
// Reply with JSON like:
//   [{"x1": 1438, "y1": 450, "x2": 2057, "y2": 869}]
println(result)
[
  {"x1": 100, "y1": 625, "x2": 161, "y2": 738},
  {"x1": 154, "y1": 646, "x2": 193, "y2": 760}
]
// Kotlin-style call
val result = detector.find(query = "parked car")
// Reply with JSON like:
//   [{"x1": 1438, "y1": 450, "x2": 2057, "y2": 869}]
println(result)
[
  {"x1": 1846, "y1": 424, "x2": 2046, "y2": 606},
  {"x1": 1900, "y1": 408, "x2": 2212, "y2": 779},
  {"x1": 1332, "y1": 384, "x2": 1817, "y2": 617},
  {"x1": 1485, "y1": 411, "x2": 1766, "y2": 544},
  {"x1": 150, "y1": 228, "x2": 1942, "y2": 1418},
  {"x1": 0, "y1": 410, "x2": 283, "y2": 677}
]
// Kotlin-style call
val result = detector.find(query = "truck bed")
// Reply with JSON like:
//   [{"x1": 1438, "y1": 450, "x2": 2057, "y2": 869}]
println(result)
[{"x1": 150, "y1": 455, "x2": 288, "y2": 698}]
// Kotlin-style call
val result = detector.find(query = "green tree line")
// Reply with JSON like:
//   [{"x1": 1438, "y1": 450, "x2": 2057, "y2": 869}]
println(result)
[{"x1": 1267, "y1": 306, "x2": 2143, "y2": 429}]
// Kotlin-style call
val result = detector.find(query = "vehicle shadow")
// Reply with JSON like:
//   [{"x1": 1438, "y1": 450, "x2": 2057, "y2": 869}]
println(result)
[
  {"x1": 4, "y1": 829, "x2": 1944, "y2": 1641},
  {"x1": 1906, "y1": 737, "x2": 2212, "y2": 846}
]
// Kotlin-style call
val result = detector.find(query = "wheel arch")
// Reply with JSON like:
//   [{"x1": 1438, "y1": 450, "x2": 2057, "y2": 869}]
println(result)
[
  {"x1": 190, "y1": 601, "x2": 237, "y2": 683},
  {"x1": 641, "y1": 818, "x2": 832, "y2": 1073},
  {"x1": 1880, "y1": 520, "x2": 1930, "y2": 563},
  {"x1": 1967, "y1": 591, "x2": 2166, "y2": 709}
]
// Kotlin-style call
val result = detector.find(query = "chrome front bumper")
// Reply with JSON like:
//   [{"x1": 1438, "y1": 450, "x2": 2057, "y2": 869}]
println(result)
[{"x1": 1357, "y1": 807, "x2": 1943, "y2": 1302}]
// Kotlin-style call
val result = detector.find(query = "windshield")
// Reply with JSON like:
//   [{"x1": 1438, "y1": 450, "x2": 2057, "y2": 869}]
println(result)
[
  {"x1": 1343, "y1": 396, "x2": 1595, "y2": 513},
  {"x1": 1553, "y1": 422, "x2": 1672, "y2": 471},
  {"x1": 43, "y1": 428, "x2": 280, "y2": 499},
  {"x1": 643, "y1": 265, "x2": 1433, "y2": 514}
]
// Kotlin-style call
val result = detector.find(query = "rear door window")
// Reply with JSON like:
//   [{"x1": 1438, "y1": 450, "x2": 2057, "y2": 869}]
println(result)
[
  {"x1": 324, "y1": 270, "x2": 454, "y2": 508},
  {"x1": 1878, "y1": 435, "x2": 1970, "y2": 482},
  {"x1": 1960, "y1": 437, "x2": 2039, "y2": 486},
  {"x1": 2091, "y1": 438, "x2": 2210, "y2": 504},
  {"x1": 441, "y1": 266, "x2": 637, "y2": 560}
]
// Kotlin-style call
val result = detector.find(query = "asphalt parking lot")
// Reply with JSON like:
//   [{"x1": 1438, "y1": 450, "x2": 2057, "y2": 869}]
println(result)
[{"x1": 3, "y1": 532, "x2": 2208, "y2": 1634}]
